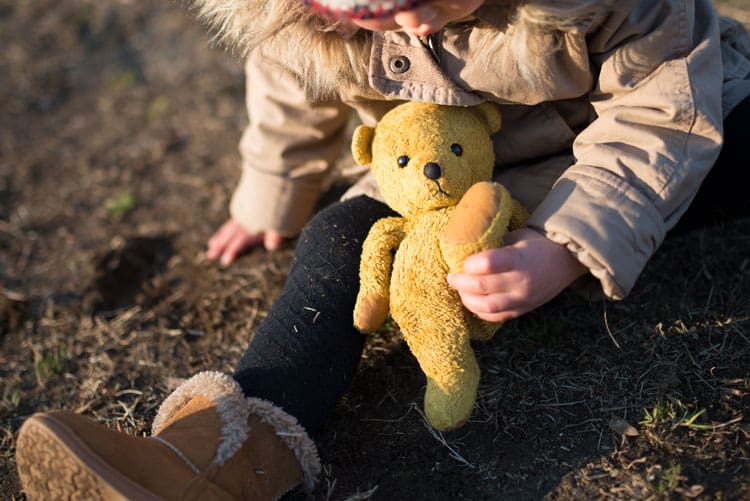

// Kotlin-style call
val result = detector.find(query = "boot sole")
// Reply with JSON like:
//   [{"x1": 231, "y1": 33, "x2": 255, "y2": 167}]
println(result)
[{"x1": 16, "y1": 414, "x2": 161, "y2": 500}]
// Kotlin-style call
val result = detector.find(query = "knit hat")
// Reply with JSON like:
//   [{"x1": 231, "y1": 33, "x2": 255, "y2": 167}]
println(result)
[{"x1": 304, "y1": 0, "x2": 432, "y2": 20}]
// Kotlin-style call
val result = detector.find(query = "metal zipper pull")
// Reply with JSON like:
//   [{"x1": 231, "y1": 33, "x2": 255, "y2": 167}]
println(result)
[{"x1": 418, "y1": 33, "x2": 441, "y2": 64}]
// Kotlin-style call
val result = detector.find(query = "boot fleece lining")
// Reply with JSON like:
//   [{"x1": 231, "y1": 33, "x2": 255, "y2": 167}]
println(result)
[{"x1": 151, "y1": 371, "x2": 320, "y2": 491}]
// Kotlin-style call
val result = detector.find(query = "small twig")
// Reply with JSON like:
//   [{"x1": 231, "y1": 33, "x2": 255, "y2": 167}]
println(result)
[
  {"x1": 560, "y1": 418, "x2": 602, "y2": 431},
  {"x1": 624, "y1": 457, "x2": 647, "y2": 470},
  {"x1": 411, "y1": 403, "x2": 474, "y2": 468},
  {"x1": 703, "y1": 283, "x2": 714, "y2": 315},
  {"x1": 0, "y1": 219, "x2": 22, "y2": 237},
  {"x1": 0, "y1": 286, "x2": 28, "y2": 302},
  {"x1": 687, "y1": 415, "x2": 743, "y2": 431},
  {"x1": 342, "y1": 486, "x2": 379, "y2": 501},
  {"x1": 537, "y1": 399, "x2": 586, "y2": 408},
  {"x1": 603, "y1": 302, "x2": 622, "y2": 349}
]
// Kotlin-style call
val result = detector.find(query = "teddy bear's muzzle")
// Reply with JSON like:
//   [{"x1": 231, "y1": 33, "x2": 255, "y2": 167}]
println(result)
[
  {"x1": 423, "y1": 162, "x2": 442, "y2": 180},
  {"x1": 422, "y1": 162, "x2": 452, "y2": 198}
]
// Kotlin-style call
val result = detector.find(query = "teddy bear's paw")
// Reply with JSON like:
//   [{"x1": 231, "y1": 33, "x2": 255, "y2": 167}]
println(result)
[
  {"x1": 353, "y1": 292, "x2": 389, "y2": 333},
  {"x1": 440, "y1": 182, "x2": 513, "y2": 272},
  {"x1": 442, "y1": 182, "x2": 506, "y2": 245},
  {"x1": 424, "y1": 380, "x2": 477, "y2": 431}
]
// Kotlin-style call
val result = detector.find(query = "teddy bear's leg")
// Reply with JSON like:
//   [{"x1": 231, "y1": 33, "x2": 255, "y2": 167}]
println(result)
[
  {"x1": 469, "y1": 316, "x2": 503, "y2": 341},
  {"x1": 424, "y1": 338, "x2": 479, "y2": 431},
  {"x1": 402, "y1": 324, "x2": 480, "y2": 431}
]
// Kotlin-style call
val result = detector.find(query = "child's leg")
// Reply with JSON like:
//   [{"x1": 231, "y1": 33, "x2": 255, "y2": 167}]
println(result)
[
  {"x1": 15, "y1": 195, "x2": 396, "y2": 499},
  {"x1": 233, "y1": 195, "x2": 397, "y2": 434},
  {"x1": 671, "y1": 95, "x2": 750, "y2": 234}
]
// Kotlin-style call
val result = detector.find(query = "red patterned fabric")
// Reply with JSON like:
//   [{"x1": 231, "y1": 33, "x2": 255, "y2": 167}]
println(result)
[{"x1": 303, "y1": 0, "x2": 431, "y2": 20}]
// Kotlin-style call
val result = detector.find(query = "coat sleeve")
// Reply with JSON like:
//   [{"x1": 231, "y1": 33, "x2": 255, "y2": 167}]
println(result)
[
  {"x1": 229, "y1": 49, "x2": 351, "y2": 237},
  {"x1": 527, "y1": 0, "x2": 724, "y2": 300}
]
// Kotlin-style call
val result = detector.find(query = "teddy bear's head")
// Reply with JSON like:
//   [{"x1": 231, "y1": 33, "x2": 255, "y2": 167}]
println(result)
[{"x1": 352, "y1": 102, "x2": 502, "y2": 217}]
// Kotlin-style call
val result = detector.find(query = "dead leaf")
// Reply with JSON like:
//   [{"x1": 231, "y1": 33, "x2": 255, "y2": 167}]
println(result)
[
  {"x1": 609, "y1": 417, "x2": 639, "y2": 437},
  {"x1": 676, "y1": 484, "x2": 705, "y2": 498}
]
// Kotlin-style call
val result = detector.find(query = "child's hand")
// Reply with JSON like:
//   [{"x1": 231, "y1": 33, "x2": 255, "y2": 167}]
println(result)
[
  {"x1": 207, "y1": 218, "x2": 283, "y2": 266},
  {"x1": 447, "y1": 228, "x2": 587, "y2": 322}
]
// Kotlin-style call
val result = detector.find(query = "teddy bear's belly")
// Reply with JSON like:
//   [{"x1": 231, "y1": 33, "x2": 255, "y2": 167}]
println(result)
[{"x1": 390, "y1": 217, "x2": 464, "y2": 326}]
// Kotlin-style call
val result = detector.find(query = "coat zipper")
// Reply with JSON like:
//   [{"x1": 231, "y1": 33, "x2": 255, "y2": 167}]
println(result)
[{"x1": 418, "y1": 32, "x2": 441, "y2": 64}]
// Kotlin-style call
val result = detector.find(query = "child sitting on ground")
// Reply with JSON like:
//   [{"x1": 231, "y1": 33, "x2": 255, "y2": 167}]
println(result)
[{"x1": 16, "y1": 0, "x2": 750, "y2": 498}]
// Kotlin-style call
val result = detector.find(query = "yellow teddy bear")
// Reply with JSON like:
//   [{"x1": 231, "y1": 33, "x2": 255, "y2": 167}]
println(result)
[{"x1": 351, "y1": 101, "x2": 528, "y2": 431}]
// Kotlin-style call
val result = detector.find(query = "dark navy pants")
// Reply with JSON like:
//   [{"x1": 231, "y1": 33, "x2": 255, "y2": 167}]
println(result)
[{"x1": 233, "y1": 196, "x2": 396, "y2": 433}]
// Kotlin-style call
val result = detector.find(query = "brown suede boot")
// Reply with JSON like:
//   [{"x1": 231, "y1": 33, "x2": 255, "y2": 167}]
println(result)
[{"x1": 16, "y1": 372, "x2": 320, "y2": 500}]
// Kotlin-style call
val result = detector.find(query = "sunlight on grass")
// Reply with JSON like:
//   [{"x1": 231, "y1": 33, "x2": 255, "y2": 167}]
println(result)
[
  {"x1": 146, "y1": 96, "x2": 170, "y2": 121},
  {"x1": 654, "y1": 463, "x2": 684, "y2": 495},
  {"x1": 640, "y1": 400, "x2": 704, "y2": 429},
  {"x1": 640, "y1": 399, "x2": 733, "y2": 431},
  {"x1": 105, "y1": 191, "x2": 136, "y2": 218},
  {"x1": 110, "y1": 71, "x2": 137, "y2": 91},
  {"x1": 0, "y1": 389, "x2": 21, "y2": 415},
  {"x1": 34, "y1": 346, "x2": 70, "y2": 383}
]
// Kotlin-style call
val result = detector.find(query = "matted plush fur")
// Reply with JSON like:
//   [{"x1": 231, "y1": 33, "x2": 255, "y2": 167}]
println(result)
[
  {"x1": 151, "y1": 371, "x2": 321, "y2": 491},
  {"x1": 187, "y1": 0, "x2": 615, "y2": 97}
]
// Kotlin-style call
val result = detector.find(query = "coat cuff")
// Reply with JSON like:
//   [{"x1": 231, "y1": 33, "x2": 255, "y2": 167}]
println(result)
[
  {"x1": 230, "y1": 160, "x2": 326, "y2": 237},
  {"x1": 527, "y1": 165, "x2": 666, "y2": 300}
]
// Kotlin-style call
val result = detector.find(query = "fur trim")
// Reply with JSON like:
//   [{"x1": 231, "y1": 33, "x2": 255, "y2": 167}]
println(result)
[
  {"x1": 187, "y1": 0, "x2": 371, "y2": 98},
  {"x1": 152, "y1": 372, "x2": 320, "y2": 490},
  {"x1": 151, "y1": 371, "x2": 250, "y2": 466},
  {"x1": 247, "y1": 397, "x2": 321, "y2": 492}
]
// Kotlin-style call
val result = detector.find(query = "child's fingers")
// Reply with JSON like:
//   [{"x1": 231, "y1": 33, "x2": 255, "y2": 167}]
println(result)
[
  {"x1": 456, "y1": 289, "x2": 513, "y2": 313},
  {"x1": 462, "y1": 248, "x2": 516, "y2": 274},
  {"x1": 207, "y1": 220, "x2": 238, "y2": 257},
  {"x1": 220, "y1": 233, "x2": 261, "y2": 266},
  {"x1": 457, "y1": 291, "x2": 523, "y2": 323},
  {"x1": 263, "y1": 231, "x2": 284, "y2": 251},
  {"x1": 448, "y1": 273, "x2": 490, "y2": 294},
  {"x1": 447, "y1": 271, "x2": 511, "y2": 295}
]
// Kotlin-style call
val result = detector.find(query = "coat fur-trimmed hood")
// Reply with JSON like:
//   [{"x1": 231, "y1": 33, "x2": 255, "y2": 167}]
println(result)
[
  {"x1": 187, "y1": 0, "x2": 373, "y2": 97},
  {"x1": 187, "y1": 0, "x2": 615, "y2": 97}
]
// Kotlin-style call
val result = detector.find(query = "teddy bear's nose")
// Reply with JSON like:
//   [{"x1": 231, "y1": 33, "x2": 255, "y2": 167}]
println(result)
[{"x1": 423, "y1": 162, "x2": 442, "y2": 180}]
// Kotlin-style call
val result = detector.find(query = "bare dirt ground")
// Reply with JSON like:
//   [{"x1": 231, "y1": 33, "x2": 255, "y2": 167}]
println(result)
[{"x1": 1, "y1": 1, "x2": 749, "y2": 499}]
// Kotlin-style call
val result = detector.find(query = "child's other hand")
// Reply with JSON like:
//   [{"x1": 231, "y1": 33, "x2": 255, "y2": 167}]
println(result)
[
  {"x1": 206, "y1": 218, "x2": 283, "y2": 266},
  {"x1": 447, "y1": 228, "x2": 587, "y2": 322}
]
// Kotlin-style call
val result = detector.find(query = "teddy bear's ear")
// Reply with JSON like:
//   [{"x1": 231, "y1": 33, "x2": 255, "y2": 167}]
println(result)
[
  {"x1": 351, "y1": 125, "x2": 375, "y2": 165},
  {"x1": 472, "y1": 102, "x2": 502, "y2": 135}
]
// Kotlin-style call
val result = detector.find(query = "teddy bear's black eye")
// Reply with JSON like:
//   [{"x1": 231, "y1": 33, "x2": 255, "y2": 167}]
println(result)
[
  {"x1": 397, "y1": 155, "x2": 409, "y2": 168},
  {"x1": 451, "y1": 144, "x2": 463, "y2": 156}
]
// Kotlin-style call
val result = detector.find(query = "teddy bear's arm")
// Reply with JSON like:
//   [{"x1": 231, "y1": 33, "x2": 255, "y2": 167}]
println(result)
[
  {"x1": 353, "y1": 217, "x2": 406, "y2": 333},
  {"x1": 440, "y1": 182, "x2": 529, "y2": 273}
]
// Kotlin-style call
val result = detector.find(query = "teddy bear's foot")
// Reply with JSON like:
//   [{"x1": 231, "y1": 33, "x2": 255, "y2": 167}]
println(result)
[{"x1": 423, "y1": 379, "x2": 477, "y2": 431}]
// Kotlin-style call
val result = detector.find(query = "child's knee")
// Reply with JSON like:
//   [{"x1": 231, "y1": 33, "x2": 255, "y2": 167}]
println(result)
[{"x1": 302, "y1": 195, "x2": 394, "y2": 244}]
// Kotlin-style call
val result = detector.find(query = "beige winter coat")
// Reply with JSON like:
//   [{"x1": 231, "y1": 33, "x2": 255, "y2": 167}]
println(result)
[{"x1": 198, "y1": 0, "x2": 750, "y2": 300}]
